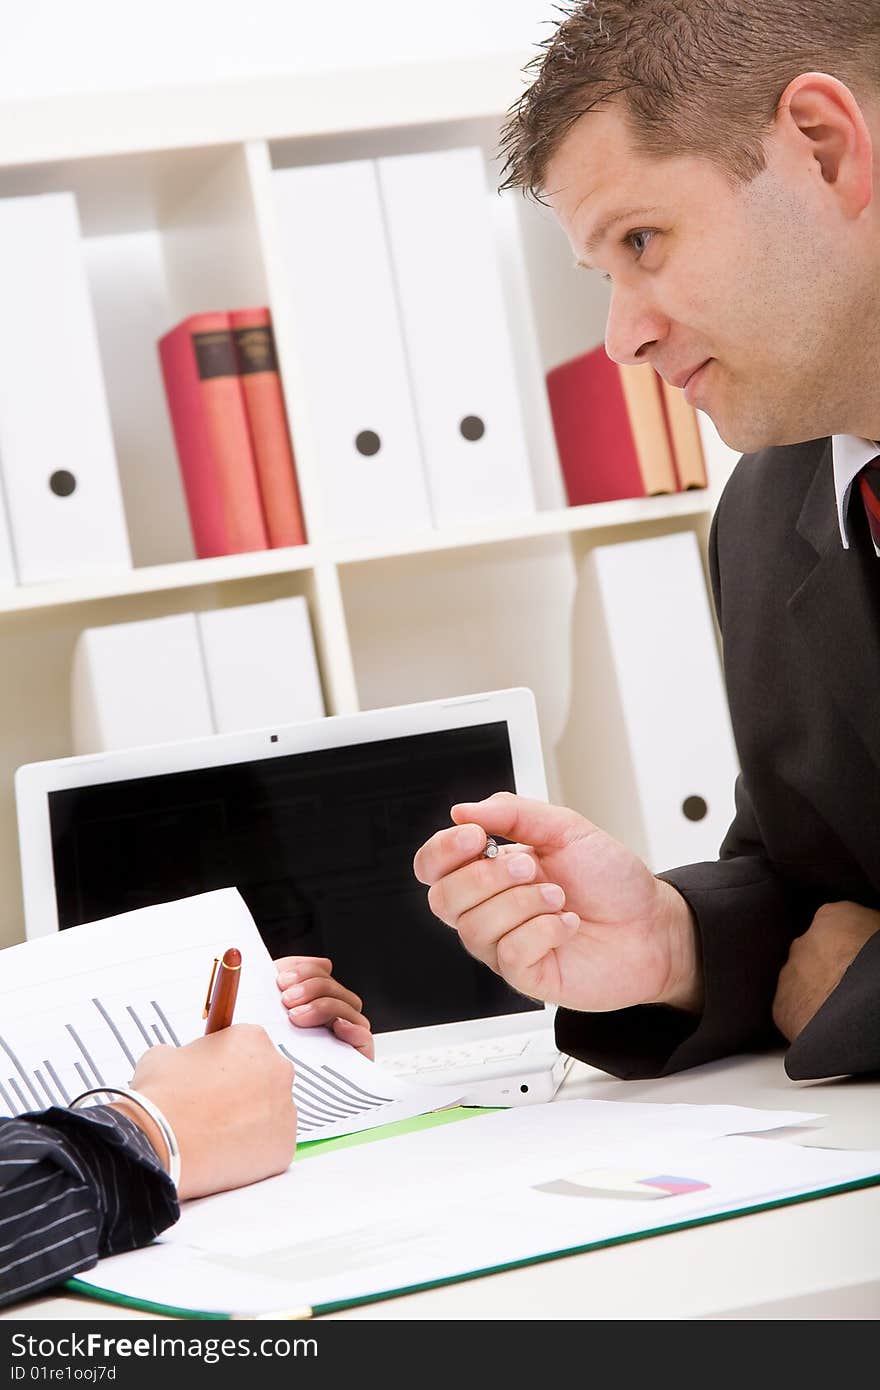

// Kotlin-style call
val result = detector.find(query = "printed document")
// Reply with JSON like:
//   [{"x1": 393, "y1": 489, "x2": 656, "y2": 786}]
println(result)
[
  {"x1": 0, "y1": 888, "x2": 460, "y2": 1141},
  {"x1": 71, "y1": 1097, "x2": 880, "y2": 1316}
]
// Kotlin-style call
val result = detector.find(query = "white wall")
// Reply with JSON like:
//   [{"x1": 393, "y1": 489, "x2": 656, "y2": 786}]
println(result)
[{"x1": 4, "y1": 1, "x2": 550, "y2": 100}]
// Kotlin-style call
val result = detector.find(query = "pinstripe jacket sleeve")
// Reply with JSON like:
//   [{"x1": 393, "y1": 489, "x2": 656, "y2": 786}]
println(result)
[{"x1": 0, "y1": 1105, "x2": 179, "y2": 1307}]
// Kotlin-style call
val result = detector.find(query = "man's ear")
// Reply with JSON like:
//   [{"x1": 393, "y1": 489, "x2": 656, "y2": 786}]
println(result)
[{"x1": 777, "y1": 71, "x2": 873, "y2": 216}]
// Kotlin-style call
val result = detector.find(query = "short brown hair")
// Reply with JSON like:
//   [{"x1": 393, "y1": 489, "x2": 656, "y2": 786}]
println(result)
[{"x1": 500, "y1": 1, "x2": 880, "y2": 198}]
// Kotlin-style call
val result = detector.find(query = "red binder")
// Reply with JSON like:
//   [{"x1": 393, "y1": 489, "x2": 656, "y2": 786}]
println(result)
[
  {"x1": 158, "y1": 312, "x2": 268, "y2": 558},
  {"x1": 658, "y1": 376, "x2": 708, "y2": 490},
  {"x1": 230, "y1": 307, "x2": 306, "y2": 548},
  {"x1": 546, "y1": 345, "x2": 678, "y2": 505}
]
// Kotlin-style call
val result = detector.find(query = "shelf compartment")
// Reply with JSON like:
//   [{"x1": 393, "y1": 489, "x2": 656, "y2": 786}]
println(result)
[
  {"x1": 0, "y1": 544, "x2": 315, "y2": 616},
  {"x1": 331, "y1": 490, "x2": 712, "y2": 565}
]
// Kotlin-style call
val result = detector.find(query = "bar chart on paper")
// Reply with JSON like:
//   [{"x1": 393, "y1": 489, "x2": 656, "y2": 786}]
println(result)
[
  {"x1": 0, "y1": 888, "x2": 460, "y2": 1140},
  {"x1": 0, "y1": 991, "x2": 182, "y2": 1113},
  {"x1": 0, "y1": 996, "x2": 399, "y2": 1136}
]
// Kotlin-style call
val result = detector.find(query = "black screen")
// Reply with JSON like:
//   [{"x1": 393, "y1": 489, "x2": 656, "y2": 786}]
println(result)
[{"x1": 48, "y1": 722, "x2": 541, "y2": 1032}]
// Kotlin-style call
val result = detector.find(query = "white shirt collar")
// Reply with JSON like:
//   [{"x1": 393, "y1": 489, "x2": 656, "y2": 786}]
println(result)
[{"x1": 831, "y1": 434, "x2": 880, "y2": 548}]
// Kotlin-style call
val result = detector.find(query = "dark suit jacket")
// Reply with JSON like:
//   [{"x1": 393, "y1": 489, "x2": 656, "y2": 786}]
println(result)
[{"x1": 556, "y1": 437, "x2": 880, "y2": 1081}]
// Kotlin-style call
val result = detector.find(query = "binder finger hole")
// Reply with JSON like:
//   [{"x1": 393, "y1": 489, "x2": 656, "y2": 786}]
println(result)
[
  {"x1": 682, "y1": 795, "x2": 708, "y2": 822},
  {"x1": 49, "y1": 470, "x2": 77, "y2": 497},
  {"x1": 355, "y1": 430, "x2": 381, "y2": 457},
  {"x1": 460, "y1": 415, "x2": 485, "y2": 442}
]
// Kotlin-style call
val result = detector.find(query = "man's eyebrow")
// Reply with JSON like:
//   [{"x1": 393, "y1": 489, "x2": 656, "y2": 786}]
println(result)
[{"x1": 574, "y1": 207, "x2": 661, "y2": 268}]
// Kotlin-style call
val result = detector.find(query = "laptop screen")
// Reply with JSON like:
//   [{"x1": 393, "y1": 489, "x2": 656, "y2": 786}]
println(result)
[{"x1": 47, "y1": 721, "x2": 542, "y2": 1033}]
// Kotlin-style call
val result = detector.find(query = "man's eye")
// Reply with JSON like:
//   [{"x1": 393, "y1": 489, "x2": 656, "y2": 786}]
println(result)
[{"x1": 627, "y1": 229, "x2": 655, "y2": 257}]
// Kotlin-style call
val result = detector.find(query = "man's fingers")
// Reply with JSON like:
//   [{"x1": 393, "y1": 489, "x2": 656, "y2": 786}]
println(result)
[
  {"x1": 455, "y1": 889, "x2": 581, "y2": 967},
  {"x1": 458, "y1": 910, "x2": 578, "y2": 997},
  {"x1": 427, "y1": 852, "x2": 544, "y2": 923},
  {"x1": 430, "y1": 872, "x2": 567, "y2": 939},
  {"x1": 413, "y1": 822, "x2": 490, "y2": 884},
  {"x1": 414, "y1": 792, "x2": 592, "y2": 887},
  {"x1": 452, "y1": 792, "x2": 590, "y2": 851},
  {"x1": 495, "y1": 913, "x2": 580, "y2": 977},
  {"x1": 414, "y1": 829, "x2": 536, "y2": 918}
]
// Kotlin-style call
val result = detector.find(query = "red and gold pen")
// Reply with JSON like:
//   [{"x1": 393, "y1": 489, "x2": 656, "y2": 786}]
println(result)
[{"x1": 202, "y1": 946, "x2": 241, "y2": 1034}]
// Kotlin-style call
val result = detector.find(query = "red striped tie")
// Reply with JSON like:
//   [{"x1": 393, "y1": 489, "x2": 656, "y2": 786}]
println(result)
[{"x1": 859, "y1": 458, "x2": 880, "y2": 557}]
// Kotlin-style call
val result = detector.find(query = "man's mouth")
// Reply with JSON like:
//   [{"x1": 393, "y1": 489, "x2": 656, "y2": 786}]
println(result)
[{"x1": 666, "y1": 359, "x2": 712, "y2": 392}]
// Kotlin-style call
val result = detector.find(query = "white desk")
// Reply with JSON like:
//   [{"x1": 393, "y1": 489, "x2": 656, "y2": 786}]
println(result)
[{"x1": 4, "y1": 1053, "x2": 879, "y2": 1321}]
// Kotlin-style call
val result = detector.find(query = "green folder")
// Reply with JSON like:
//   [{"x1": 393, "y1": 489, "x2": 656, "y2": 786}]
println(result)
[
  {"x1": 66, "y1": 1108, "x2": 880, "y2": 1321},
  {"x1": 296, "y1": 1103, "x2": 493, "y2": 1159},
  {"x1": 65, "y1": 1106, "x2": 492, "y2": 1319}
]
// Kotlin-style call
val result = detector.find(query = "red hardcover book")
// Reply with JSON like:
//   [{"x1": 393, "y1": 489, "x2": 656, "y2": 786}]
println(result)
[
  {"x1": 158, "y1": 311, "x2": 268, "y2": 558},
  {"x1": 230, "y1": 307, "x2": 306, "y2": 548},
  {"x1": 546, "y1": 345, "x2": 678, "y2": 505},
  {"x1": 658, "y1": 376, "x2": 709, "y2": 490}
]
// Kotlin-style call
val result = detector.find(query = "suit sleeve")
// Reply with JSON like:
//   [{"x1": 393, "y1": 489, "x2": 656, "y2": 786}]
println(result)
[
  {"x1": 0, "y1": 1105, "x2": 179, "y2": 1308},
  {"x1": 556, "y1": 505, "x2": 815, "y2": 1079}
]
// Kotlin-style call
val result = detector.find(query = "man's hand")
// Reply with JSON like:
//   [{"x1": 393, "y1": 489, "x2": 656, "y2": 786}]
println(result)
[
  {"x1": 128, "y1": 1024, "x2": 297, "y2": 1201},
  {"x1": 274, "y1": 956, "x2": 374, "y2": 1059},
  {"x1": 772, "y1": 901, "x2": 880, "y2": 1042},
  {"x1": 413, "y1": 791, "x2": 704, "y2": 1016}
]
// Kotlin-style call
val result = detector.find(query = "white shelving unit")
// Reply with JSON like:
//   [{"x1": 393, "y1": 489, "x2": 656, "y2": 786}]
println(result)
[{"x1": 0, "y1": 53, "x2": 739, "y2": 948}]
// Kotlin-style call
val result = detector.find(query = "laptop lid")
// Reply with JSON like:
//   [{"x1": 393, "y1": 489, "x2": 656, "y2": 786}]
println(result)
[{"x1": 15, "y1": 688, "x2": 549, "y2": 1039}]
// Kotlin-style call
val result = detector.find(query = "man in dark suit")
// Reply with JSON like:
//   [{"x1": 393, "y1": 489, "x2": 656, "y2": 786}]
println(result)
[{"x1": 414, "y1": 0, "x2": 880, "y2": 1081}]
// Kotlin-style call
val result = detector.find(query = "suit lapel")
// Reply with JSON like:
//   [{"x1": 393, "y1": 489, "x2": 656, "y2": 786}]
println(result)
[{"x1": 789, "y1": 438, "x2": 880, "y2": 772}]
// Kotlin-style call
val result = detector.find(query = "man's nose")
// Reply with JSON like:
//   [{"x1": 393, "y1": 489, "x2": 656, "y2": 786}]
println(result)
[{"x1": 604, "y1": 285, "x2": 667, "y2": 367}]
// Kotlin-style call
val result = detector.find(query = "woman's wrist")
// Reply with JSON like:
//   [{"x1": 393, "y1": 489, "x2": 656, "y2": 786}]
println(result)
[
  {"x1": 108, "y1": 1097, "x2": 169, "y2": 1167},
  {"x1": 69, "y1": 1086, "x2": 181, "y2": 1186}
]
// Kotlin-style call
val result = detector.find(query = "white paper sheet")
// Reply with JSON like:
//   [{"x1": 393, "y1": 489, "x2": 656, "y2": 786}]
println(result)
[
  {"x1": 72, "y1": 1098, "x2": 878, "y2": 1317},
  {"x1": 0, "y1": 888, "x2": 460, "y2": 1141}
]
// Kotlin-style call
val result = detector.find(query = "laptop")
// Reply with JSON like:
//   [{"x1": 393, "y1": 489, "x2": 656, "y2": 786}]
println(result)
[{"x1": 15, "y1": 686, "x2": 572, "y2": 1106}]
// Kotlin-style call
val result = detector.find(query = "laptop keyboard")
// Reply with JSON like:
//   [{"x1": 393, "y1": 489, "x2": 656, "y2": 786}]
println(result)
[{"x1": 380, "y1": 1034, "x2": 535, "y2": 1076}]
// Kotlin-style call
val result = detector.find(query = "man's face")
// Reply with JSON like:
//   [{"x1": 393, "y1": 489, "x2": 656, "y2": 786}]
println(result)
[{"x1": 544, "y1": 104, "x2": 872, "y2": 451}]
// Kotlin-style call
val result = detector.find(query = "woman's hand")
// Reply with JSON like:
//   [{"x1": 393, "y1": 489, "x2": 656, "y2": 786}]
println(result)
[{"x1": 274, "y1": 956, "x2": 375, "y2": 1059}]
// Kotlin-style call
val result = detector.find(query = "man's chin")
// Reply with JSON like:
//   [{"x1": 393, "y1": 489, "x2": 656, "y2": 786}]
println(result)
[{"x1": 704, "y1": 407, "x2": 813, "y2": 455}]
